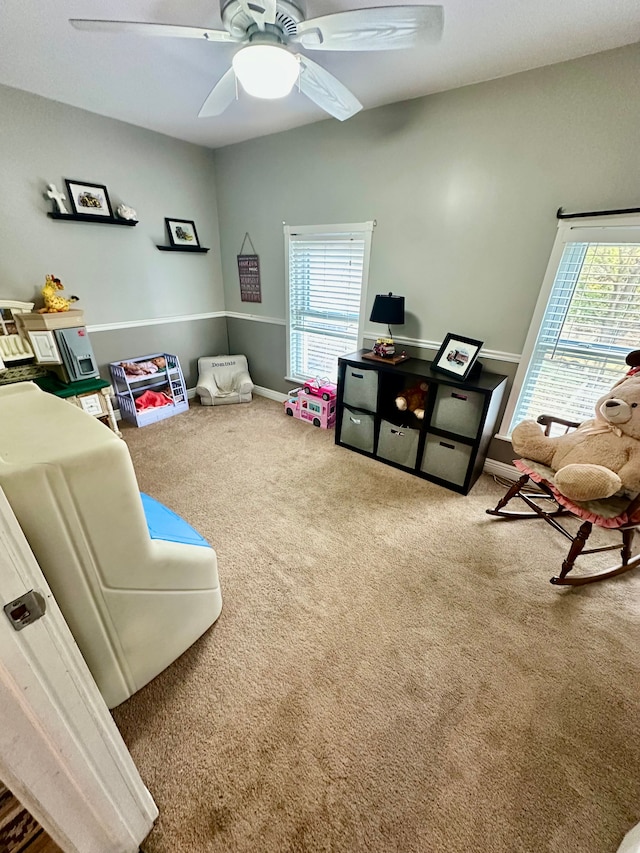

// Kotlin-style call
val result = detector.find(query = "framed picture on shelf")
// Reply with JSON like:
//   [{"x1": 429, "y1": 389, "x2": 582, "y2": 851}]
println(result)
[
  {"x1": 65, "y1": 179, "x2": 113, "y2": 218},
  {"x1": 432, "y1": 333, "x2": 483, "y2": 380},
  {"x1": 166, "y1": 218, "x2": 200, "y2": 248}
]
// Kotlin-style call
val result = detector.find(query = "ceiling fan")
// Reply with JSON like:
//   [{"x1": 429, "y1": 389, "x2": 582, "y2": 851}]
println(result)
[{"x1": 70, "y1": 1, "x2": 443, "y2": 121}]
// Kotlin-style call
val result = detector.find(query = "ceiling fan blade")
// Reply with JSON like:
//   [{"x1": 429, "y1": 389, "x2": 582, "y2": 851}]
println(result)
[
  {"x1": 297, "y1": 56, "x2": 362, "y2": 121},
  {"x1": 198, "y1": 68, "x2": 237, "y2": 117},
  {"x1": 293, "y1": 5, "x2": 443, "y2": 51},
  {"x1": 69, "y1": 19, "x2": 236, "y2": 43},
  {"x1": 237, "y1": 0, "x2": 277, "y2": 31}
]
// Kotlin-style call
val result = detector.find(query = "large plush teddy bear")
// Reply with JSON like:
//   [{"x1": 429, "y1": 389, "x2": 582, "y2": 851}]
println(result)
[
  {"x1": 395, "y1": 381, "x2": 429, "y2": 419},
  {"x1": 512, "y1": 368, "x2": 640, "y2": 502}
]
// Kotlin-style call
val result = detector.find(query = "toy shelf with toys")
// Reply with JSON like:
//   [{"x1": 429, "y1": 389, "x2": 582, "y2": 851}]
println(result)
[
  {"x1": 336, "y1": 351, "x2": 508, "y2": 494},
  {"x1": 284, "y1": 380, "x2": 337, "y2": 429},
  {"x1": 110, "y1": 353, "x2": 188, "y2": 427}
]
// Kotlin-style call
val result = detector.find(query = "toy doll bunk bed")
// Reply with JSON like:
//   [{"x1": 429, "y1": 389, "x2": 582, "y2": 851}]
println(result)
[{"x1": 0, "y1": 382, "x2": 222, "y2": 708}]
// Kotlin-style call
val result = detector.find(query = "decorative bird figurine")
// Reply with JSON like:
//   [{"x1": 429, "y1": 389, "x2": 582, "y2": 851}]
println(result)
[{"x1": 39, "y1": 274, "x2": 79, "y2": 313}]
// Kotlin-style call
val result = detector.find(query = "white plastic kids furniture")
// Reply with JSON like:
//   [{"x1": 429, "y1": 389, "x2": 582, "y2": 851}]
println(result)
[
  {"x1": 196, "y1": 354, "x2": 254, "y2": 406},
  {"x1": 0, "y1": 300, "x2": 35, "y2": 371},
  {"x1": 0, "y1": 382, "x2": 222, "y2": 708}
]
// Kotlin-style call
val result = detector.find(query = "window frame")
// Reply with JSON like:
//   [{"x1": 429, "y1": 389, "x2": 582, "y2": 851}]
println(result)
[
  {"x1": 498, "y1": 213, "x2": 640, "y2": 437},
  {"x1": 284, "y1": 221, "x2": 374, "y2": 383}
]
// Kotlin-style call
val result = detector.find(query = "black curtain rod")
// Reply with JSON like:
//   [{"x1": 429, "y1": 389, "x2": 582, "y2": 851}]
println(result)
[{"x1": 557, "y1": 205, "x2": 640, "y2": 220}]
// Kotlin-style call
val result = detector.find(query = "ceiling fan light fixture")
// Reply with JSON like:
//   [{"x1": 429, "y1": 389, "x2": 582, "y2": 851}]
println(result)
[{"x1": 232, "y1": 44, "x2": 299, "y2": 99}]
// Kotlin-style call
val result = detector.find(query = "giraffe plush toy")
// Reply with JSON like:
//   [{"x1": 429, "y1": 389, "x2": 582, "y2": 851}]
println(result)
[{"x1": 39, "y1": 274, "x2": 79, "y2": 313}]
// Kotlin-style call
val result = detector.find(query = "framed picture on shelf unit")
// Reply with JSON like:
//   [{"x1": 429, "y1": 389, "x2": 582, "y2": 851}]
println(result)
[
  {"x1": 65, "y1": 179, "x2": 113, "y2": 218},
  {"x1": 432, "y1": 333, "x2": 483, "y2": 380},
  {"x1": 166, "y1": 218, "x2": 200, "y2": 248}
]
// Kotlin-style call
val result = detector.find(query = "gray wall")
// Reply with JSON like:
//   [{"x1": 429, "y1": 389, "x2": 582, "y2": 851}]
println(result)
[
  {"x1": 5, "y1": 45, "x2": 640, "y2": 462},
  {"x1": 91, "y1": 318, "x2": 228, "y2": 388},
  {"x1": 212, "y1": 43, "x2": 640, "y2": 462},
  {"x1": 0, "y1": 83, "x2": 227, "y2": 379},
  {"x1": 227, "y1": 317, "x2": 286, "y2": 392}
]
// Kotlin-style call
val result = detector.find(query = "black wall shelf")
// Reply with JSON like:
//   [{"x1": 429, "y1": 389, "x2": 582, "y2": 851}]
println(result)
[
  {"x1": 47, "y1": 212, "x2": 138, "y2": 226},
  {"x1": 156, "y1": 245, "x2": 210, "y2": 253}
]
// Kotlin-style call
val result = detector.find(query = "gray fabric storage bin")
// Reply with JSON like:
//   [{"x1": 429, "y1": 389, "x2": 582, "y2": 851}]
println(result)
[
  {"x1": 339, "y1": 406, "x2": 375, "y2": 452},
  {"x1": 342, "y1": 365, "x2": 378, "y2": 411},
  {"x1": 377, "y1": 420, "x2": 420, "y2": 468},
  {"x1": 420, "y1": 434, "x2": 472, "y2": 486},
  {"x1": 430, "y1": 385, "x2": 485, "y2": 439}
]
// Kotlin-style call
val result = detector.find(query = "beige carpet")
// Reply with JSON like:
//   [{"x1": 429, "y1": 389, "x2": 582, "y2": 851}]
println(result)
[{"x1": 112, "y1": 396, "x2": 640, "y2": 853}]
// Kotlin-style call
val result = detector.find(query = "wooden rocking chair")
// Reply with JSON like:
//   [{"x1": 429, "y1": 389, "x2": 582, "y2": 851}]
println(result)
[{"x1": 487, "y1": 415, "x2": 640, "y2": 586}]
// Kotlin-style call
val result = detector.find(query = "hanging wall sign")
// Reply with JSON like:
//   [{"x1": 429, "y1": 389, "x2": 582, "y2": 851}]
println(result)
[{"x1": 237, "y1": 233, "x2": 261, "y2": 303}]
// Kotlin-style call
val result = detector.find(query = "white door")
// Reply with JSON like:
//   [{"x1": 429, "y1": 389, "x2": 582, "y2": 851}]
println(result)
[{"x1": 0, "y1": 486, "x2": 158, "y2": 852}]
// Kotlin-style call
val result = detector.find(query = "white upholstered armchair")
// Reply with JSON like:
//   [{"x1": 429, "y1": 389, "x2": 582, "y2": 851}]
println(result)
[{"x1": 196, "y1": 354, "x2": 254, "y2": 406}]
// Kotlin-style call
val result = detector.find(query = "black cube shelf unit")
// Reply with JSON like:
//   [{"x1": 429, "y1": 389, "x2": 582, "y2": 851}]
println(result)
[{"x1": 336, "y1": 350, "x2": 508, "y2": 495}]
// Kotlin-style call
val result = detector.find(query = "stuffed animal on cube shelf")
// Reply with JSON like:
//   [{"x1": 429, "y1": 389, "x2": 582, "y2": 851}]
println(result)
[
  {"x1": 38, "y1": 274, "x2": 79, "y2": 313},
  {"x1": 512, "y1": 353, "x2": 640, "y2": 502},
  {"x1": 395, "y1": 381, "x2": 429, "y2": 420}
]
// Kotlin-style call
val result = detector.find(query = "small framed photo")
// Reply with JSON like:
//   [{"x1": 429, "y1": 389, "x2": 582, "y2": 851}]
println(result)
[
  {"x1": 432, "y1": 333, "x2": 483, "y2": 380},
  {"x1": 65, "y1": 179, "x2": 113, "y2": 218},
  {"x1": 166, "y1": 218, "x2": 200, "y2": 248}
]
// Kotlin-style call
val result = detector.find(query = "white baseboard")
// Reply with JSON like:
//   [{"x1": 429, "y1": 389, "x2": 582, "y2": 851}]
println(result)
[
  {"x1": 186, "y1": 385, "x2": 287, "y2": 403},
  {"x1": 483, "y1": 458, "x2": 521, "y2": 481},
  {"x1": 252, "y1": 385, "x2": 287, "y2": 403}
]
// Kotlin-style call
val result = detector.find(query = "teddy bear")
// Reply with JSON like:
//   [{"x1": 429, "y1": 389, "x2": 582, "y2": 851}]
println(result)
[
  {"x1": 511, "y1": 369, "x2": 640, "y2": 502},
  {"x1": 395, "y1": 381, "x2": 429, "y2": 419}
]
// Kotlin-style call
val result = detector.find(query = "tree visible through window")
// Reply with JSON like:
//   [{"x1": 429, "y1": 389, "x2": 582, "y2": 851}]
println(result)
[{"x1": 506, "y1": 217, "x2": 640, "y2": 433}]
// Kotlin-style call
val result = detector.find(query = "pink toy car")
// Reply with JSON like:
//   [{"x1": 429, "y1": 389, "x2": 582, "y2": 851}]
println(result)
[
  {"x1": 302, "y1": 378, "x2": 338, "y2": 401},
  {"x1": 284, "y1": 391, "x2": 336, "y2": 428}
]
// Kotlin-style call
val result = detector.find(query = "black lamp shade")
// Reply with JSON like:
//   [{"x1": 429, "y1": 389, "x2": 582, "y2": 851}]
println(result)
[{"x1": 370, "y1": 293, "x2": 405, "y2": 326}]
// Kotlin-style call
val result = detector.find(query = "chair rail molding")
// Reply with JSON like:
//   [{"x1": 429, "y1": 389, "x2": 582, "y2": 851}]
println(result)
[
  {"x1": 86, "y1": 311, "x2": 522, "y2": 365},
  {"x1": 225, "y1": 311, "x2": 286, "y2": 326},
  {"x1": 87, "y1": 310, "x2": 226, "y2": 333},
  {"x1": 385, "y1": 334, "x2": 521, "y2": 365}
]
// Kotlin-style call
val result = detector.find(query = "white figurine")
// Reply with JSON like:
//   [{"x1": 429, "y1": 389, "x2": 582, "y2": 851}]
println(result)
[
  {"x1": 116, "y1": 203, "x2": 137, "y2": 221},
  {"x1": 46, "y1": 183, "x2": 69, "y2": 214}
]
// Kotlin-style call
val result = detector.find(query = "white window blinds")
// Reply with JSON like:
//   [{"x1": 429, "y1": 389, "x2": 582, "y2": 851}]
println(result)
[
  {"x1": 508, "y1": 219, "x2": 640, "y2": 431},
  {"x1": 286, "y1": 223, "x2": 373, "y2": 382}
]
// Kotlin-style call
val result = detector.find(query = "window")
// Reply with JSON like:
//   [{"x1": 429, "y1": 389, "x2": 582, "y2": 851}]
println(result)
[
  {"x1": 503, "y1": 215, "x2": 640, "y2": 434},
  {"x1": 285, "y1": 222, "x2": 374, "y2": 383}
]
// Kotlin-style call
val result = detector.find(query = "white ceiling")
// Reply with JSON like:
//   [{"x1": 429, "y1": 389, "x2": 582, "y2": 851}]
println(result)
[{"x1": 1, "y1": 0, "x2": 639, "y2": 149}]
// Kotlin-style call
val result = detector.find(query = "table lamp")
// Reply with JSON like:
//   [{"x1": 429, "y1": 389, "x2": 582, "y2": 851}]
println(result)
[{"x1": 364, "y1": 293, "x2": 409, "y2": 363}]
